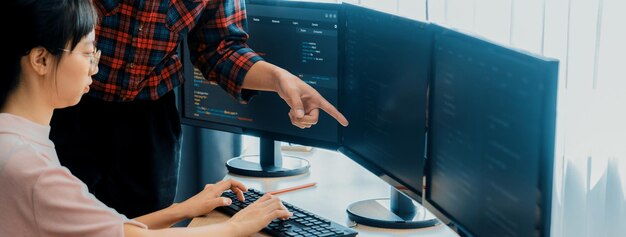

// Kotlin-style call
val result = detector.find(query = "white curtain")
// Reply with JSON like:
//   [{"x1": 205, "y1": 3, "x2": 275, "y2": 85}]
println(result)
[{"x1": 333, "y1": 0, "x2": 626, "y2": 236}]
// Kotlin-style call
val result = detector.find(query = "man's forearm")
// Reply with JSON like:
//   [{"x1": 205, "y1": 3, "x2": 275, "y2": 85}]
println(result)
[{"x1": 242, "y1": 61, "x2": 285, "y2": 92}]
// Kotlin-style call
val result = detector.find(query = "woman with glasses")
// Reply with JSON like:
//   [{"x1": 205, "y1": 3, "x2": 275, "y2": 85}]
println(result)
[
  {"x1": 0, "y1": 0, "x2": 290, "y2": 236},
  {"x1": 48, "y1": 0, "x2": 350, "y2": 220}
]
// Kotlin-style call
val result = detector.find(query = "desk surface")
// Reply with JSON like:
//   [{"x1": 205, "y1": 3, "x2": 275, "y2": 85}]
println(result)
[{"x1": 189, "y1": 148, "x2": 459, "y2": 237}]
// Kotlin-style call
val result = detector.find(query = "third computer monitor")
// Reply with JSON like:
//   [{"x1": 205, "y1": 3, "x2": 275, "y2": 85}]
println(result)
[{"x1": 425, "y1": 27, "x2": 558, "y2": 237}]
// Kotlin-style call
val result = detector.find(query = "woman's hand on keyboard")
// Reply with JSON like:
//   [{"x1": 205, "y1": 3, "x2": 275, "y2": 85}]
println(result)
[
  {"x1": 227, "y1": 194, "x2": 293, "y2": 236},
  {"x1": 176, "y1": 179, "x2": 249, "y2": 218}
]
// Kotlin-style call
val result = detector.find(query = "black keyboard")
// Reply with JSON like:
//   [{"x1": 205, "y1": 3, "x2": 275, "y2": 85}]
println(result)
[{"x1": 218, "y1": 189, "x2": 358, "y2": 237}]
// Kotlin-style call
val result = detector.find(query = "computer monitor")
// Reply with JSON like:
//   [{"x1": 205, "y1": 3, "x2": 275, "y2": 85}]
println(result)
[
  {"x1": 424, "y1": 26, "x2": 558, "y2": 237},
  {"x1": 179, "y1": 0, "x2": 341, "y2": 177},
  {"x1": 336, "y1": 4, "x2": 438, "y2": 229}
]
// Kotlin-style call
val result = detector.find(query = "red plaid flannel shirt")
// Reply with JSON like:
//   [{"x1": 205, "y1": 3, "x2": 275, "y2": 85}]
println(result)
[{"x1": 91, "y1": 0, "x2": 263, "y2": 102}]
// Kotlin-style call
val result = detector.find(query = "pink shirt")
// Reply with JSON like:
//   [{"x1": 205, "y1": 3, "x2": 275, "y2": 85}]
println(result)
[{"x1": 0, "y1": 113, "x2": 147, "y2": 237}]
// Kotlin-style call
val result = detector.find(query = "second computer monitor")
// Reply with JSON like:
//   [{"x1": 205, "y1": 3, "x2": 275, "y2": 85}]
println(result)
[
  {"x1": 339, "y1": 3, "x2": 432, "y2": 205},
  {"x1": 425, "y1": 27, "x2": 558, "y2": 237}
]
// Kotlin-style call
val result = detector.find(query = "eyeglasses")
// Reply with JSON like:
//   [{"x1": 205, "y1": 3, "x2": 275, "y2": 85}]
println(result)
[{"x1": 58, "y1": 47, "x2": 101, "y2": 75}]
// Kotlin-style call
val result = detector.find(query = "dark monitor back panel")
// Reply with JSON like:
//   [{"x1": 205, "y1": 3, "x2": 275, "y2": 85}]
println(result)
[
  {"x1": 425, "y1": 27, "x2": 558, "y2": 237},
  {"x1": 181, "y1": 1, "x2": 340, "y2": 149},
  {"x1": 339, "y1": 3, "x2": 433, "y2": 202}
]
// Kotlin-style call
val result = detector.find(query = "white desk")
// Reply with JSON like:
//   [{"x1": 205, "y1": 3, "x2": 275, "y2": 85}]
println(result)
[{"x1": 189, "y1": 148, "x2": 459, "y2": 237}]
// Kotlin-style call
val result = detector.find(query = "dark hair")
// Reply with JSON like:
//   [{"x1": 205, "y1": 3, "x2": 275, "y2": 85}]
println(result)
[{"x1": 3, "y1": 0, "x2": 98, "y2": 109}]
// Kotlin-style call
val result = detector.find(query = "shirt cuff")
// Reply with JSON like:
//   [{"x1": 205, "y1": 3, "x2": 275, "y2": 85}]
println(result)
[{"x1": 228, "y1": 48, "x2": 264, "y2": 103}]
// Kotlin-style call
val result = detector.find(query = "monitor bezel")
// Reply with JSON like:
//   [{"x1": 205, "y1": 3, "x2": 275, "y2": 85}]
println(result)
[{"x1": 179, "y1": 0, "x2": 343, "y2": 151}]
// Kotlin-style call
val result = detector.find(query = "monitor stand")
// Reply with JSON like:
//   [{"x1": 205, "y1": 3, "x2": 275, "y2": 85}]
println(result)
[
  {"x1": 347, "y1": 188, "x2": 439, "y2": 229},
  {"x1": 226, "y1": 137, "x2": 310, "y2": 177}
]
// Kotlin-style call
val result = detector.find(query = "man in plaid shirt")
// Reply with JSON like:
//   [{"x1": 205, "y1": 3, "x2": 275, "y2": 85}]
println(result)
[{"x1": 50, "y1": 0, "x2": 348, "y2": 218}]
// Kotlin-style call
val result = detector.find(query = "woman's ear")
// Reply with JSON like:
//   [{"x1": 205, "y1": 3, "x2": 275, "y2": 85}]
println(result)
[{"x1": 28, "y1": 47, "x2": 51, "y2": 76}]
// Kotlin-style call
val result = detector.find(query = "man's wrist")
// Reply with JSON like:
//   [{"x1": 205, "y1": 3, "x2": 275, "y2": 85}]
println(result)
[{"x1": 270, "y1": 66, "x2": 289, "y2": 92}]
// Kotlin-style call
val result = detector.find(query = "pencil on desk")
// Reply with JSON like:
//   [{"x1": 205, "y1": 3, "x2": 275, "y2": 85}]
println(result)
[{"x1": 268, "y1": 182, "x2": 317, "y2": 195}]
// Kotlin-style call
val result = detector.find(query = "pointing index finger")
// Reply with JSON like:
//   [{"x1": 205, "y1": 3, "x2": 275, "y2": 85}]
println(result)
[{"x1": 319, "y1": 100, "x2": 348, "y2": 126}]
